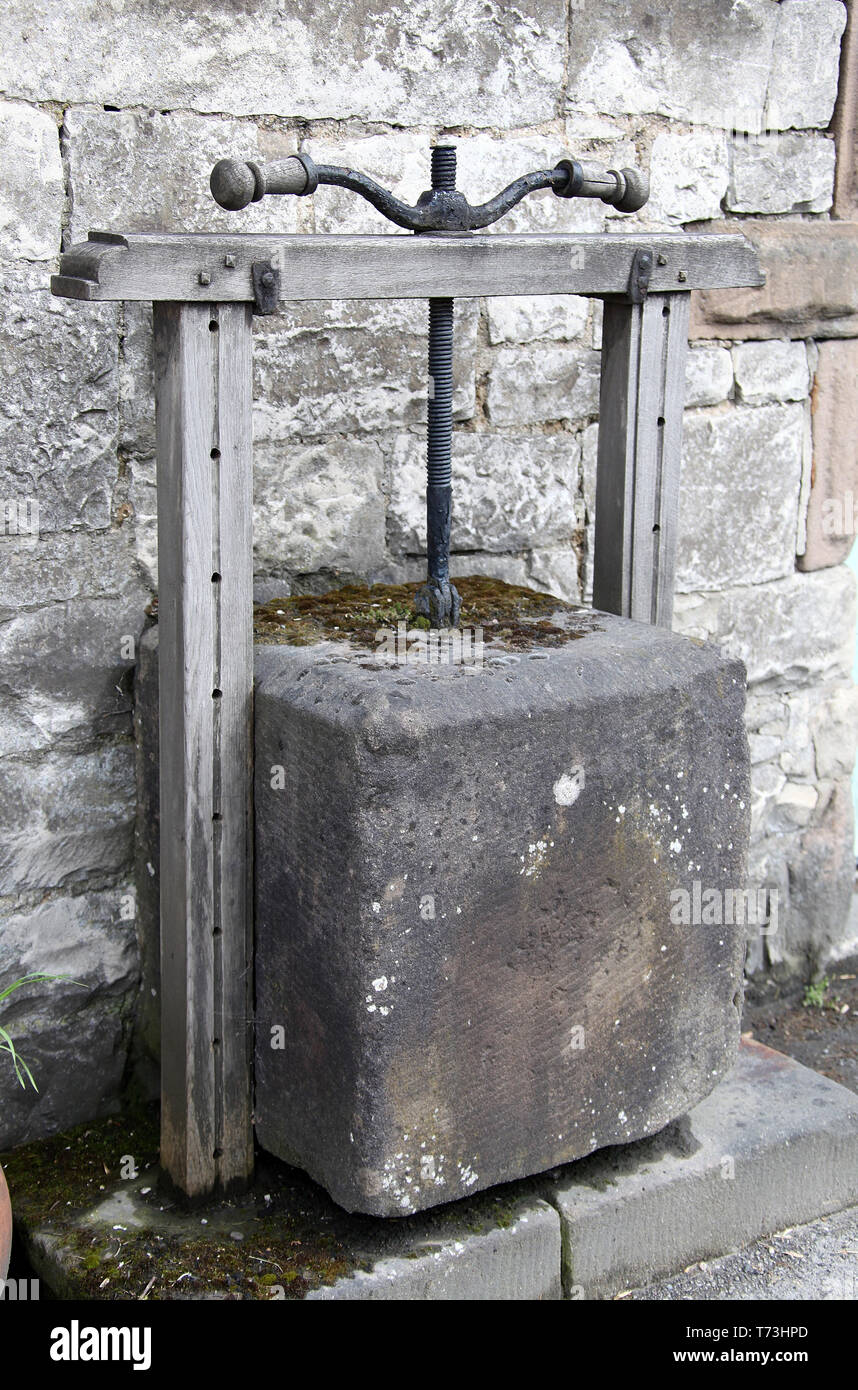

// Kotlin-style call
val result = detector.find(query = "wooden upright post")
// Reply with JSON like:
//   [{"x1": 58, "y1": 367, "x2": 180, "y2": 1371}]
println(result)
[
  {"x1": 593, "y1": 291, "x2": 691, "y2": 628},
  {"x1": 154, "y1": 300, "x2": 254, "y2": 1198}
]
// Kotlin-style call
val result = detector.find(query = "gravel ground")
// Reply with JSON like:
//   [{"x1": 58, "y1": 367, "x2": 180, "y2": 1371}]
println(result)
[
  {"x1": 629, "y1": 940, "x2": 858, "y2": 1301},
  {"x1": 628, "y1": 1204, "x2": 858, "y2": 1300}
]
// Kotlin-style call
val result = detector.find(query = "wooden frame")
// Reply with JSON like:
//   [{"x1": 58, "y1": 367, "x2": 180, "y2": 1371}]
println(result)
[{"x1": 52, "y1": 229, "x2": 762, "y2": 1199}]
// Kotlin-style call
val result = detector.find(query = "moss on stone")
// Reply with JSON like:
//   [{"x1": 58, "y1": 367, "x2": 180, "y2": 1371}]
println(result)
[{"x1": 253, "y1": 575, "x2": 598, "y2": 651}]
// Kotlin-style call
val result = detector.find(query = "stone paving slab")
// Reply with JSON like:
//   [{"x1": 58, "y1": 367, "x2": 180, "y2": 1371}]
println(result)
[{"x1": 550, "y1": 1039, "x2": 858, "y2": 1299}]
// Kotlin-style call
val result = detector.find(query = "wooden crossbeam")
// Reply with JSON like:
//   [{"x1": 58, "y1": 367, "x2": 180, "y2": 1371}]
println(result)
[{"x1": 51, "y1": 230, "x2": 763, "y2": 304}]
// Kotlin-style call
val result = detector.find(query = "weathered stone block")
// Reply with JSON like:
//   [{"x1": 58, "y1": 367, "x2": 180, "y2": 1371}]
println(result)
[
  {"x1": 727, "y1": 132, "x2": 836, "y2": 214},
  {"x1": 253, "y1": 614, "x2": 750, "y2": 1214},
  {"x1": 1, "y1": 1, "x2": 565, "y2": 128},
  {"x1": 677, "y1": 403, "x2": 804, "y2": 592},
  {"x1": 691, "y1": 220, "x2": 858, "y2": 339},
  {"x1": 0, "y1": 100, "x2": 63, "y2": 261},
  {"x1": 0, "y1": 263, "x2": 118, "y2": 534},
  {"x1": 0, "y1": 746, "x2": 135, "y2": 895},
  {"x1": 65, "y1": 107, "x2": 301, "y2": 243},
  {"x1": 799, "y1": 339, "x2": 858, "y2": 570},
  {"x1": 647, "y1": 130, "x2": 729, "y2": 226},
  {"x1": 762, "y1": 779, "x2": 855, "y2": 973},
  {"x1": 252, "y1": 301, "x2": 477, "y2": 442},
  {"x1": 486, "y1": 345, "x2": 601, "y2": 427},
  {"x1": 732, "y1": 341, "x2": 810, "y2": 404},
  {"x1": 765, "y1": 0, "x2": 847, "y2": 130},
  {"x1": 673, "y1": 566, "x2": 855, "y2": 687},
  {"x1": 0, "y1": 890, "x2": 139, "y2": 1149},
  {"x1": 0, "y1": 592, "x2": 148, "y2": 750},
  {"x1": 385, "y1": 431, "x2": 580, "y2": 558},
  {"x1": 485, "y1": 295, "x2": 589, "y2": 346},
  {"x1": 253, "y1": 438, "x2": 386, "y2": 580},
  {"x1": 684, "y1": 346, "x2": 733, "y2": 408},
  {"x1": 565, "y1": 0, "x2": 778, "y2": 128}
]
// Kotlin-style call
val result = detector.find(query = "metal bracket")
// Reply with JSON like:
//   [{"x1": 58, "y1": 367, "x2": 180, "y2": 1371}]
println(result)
[
  {"x1": 628, "y1": 247, "x2": 653, "y2": 304},
  {"x1": 251, "y1": 260, "x2": 280, "y2": 315}
]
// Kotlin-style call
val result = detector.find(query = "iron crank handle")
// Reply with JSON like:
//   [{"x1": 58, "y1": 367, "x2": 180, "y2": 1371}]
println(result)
[
  {"x1": 211, "y1": 152, "x2": 649, "y2": 225},
  {"x1": 554, "y1": 158, "x2": 649, "y2": 213},
  {"x1": 210, "y1": 155, "x2": 317, "y2": 210}
]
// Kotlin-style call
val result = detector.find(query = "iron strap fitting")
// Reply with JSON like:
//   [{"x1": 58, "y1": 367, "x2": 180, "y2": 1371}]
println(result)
[
  {"x1": 251, "y1": 259, "x2": 280, "y2": 316},
  {"x1": 628, "y1": 247, "x2": 654, "y2": 304}
]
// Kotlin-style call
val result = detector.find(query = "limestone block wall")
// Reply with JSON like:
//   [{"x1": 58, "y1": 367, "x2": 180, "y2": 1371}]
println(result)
[{"x1": 0, "y1": 0, "x2": 855, "y2": 1146}]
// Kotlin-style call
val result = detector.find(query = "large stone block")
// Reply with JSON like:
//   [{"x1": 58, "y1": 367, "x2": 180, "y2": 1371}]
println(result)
[
  {"x1": 765, "y1": 0, "x2": 847, "y2": 130},
  {"x1": 732, "y1": 341, "x2": 810, "y2": 404},
  {"x1": 252, "y1": 302, "x2": 477, "y2": 443},
  {"x1": 727, "y1": 132, "x2": 836, "y2": 214},
  {"x1": 0, "y1": 890, "x2": 139, "y2": 1148},
  {"x1": 253, "y1": 437, "x2": 386, "y2": 581},
  {"x1": 0, "y1": 592, "x2": 148, "y2": 750},
  {"x1": 64, "y1": 107, "x2": 301, "y2": 243},
  {"x1": 673, "y1": 566, "x2": 855, "y2": 687},
  {"x1": 253, "y1": 613, "x2": 750, "y2": 1215},
  {"x1": 566, "y1": 0, "x2": 778, "y2": 128},
  {"x1": 1, "y1": 1, "x2": 565, "y2": 128},
  {"x1": 799, "y1": 339, "x2": 858, "y2": 570},
  {"x1": 647, "y1": 130, "x2": 729, "y2": 226},
  {"x1": 684, "y1": 346, "x2": 733, "y2": 408},
  {"x1": 485, "y1": 295, "x2": 589, "y2": 347},
  {"x1": 0, "y1": 100, "x2": 63, "y2": 261},
  {"x1": 691, "y1": 220, "x2": 858, "y2": 339},
  {"x1": 486, "y1": 345, "x2": 601, "y2": 427},
  {"x1": 677, "y1": 403, "x2": 804, "y2": 592},
  {"x1": 0, "y1": 263, "x2": 118, "y2": 534},
  {"x1": 385, "y1": 430, "x2": 580, "y2": 558},
  {"x1": 0, "y1": 745, "x2": 135, "y2": 895}
]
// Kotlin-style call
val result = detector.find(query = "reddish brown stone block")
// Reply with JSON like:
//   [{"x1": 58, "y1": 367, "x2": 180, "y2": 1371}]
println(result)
[
  {"x1": 691, "y1": 221, "x2": 858, "y2": 340},
  {"x1": 799, "y1": 338, "x2": 858, "y2": 570}
]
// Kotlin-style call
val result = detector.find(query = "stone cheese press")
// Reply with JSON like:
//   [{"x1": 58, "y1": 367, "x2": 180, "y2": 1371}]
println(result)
[{"x1": 52, "y1": 140, "x2": 763, "y2": 1209}]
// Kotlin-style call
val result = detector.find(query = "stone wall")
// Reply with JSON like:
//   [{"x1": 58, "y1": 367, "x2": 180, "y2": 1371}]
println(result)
[{"x1": 0, "y1": 0, "x2": 855, "y2": 1146}]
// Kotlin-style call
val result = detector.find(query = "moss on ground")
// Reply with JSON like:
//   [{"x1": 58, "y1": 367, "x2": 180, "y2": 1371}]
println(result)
[{"x1": 1, "y1": 1108, "x2": 366, "y2": 1300}]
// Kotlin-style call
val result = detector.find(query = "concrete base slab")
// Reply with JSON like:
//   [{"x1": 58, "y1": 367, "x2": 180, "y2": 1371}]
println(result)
[{"x1": 6, "y1": 1041, "x2": 857, "y2": 1300}]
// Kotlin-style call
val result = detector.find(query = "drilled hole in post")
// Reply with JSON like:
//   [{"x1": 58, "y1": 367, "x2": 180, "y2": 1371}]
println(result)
[
  {"x1": 211, "y1": 572, "x2": 222, "y2": 584},
  {"x1": 662, "y1": 305, "x2": 670, "y2": 317},
  {"x1": 209, "y1": 320, "x2": 219, "y2": 332},
  {"x1": 653, "y1": 523, "x2": 661, "y2": 533},
  {"x1": 657, "y1": 416, "x2": 665, "y2": 427},
  {"x1": 210, "y1": 447, "x2": 221, "y2": 460},
  {"x1": 212, "y1": 688, "x2": 222, "y2": 699},
  {"x1": 212, "y1": 811, "x2": 222, "y2": 822},
  {"x1": 213, "y1": 1148, "x2": 223, "y2": 1159}
]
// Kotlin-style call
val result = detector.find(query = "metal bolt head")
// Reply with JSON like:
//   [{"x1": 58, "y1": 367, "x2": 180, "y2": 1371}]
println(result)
[
  {"x1": 198, "y1": 270, "x2": 211, "y2": 286},
  {"x1": 677, "y1": 269, "x2": 687, "y2": 282},
  {"x1": 656, "y1": 253, "x2": 668, "y2": 266},
  {"x1": 261, "y1": 271, "x2": 275, "y2": 288},
  {"x1": 223, "y1": 254, "x2": 236, "y2": 269}
]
